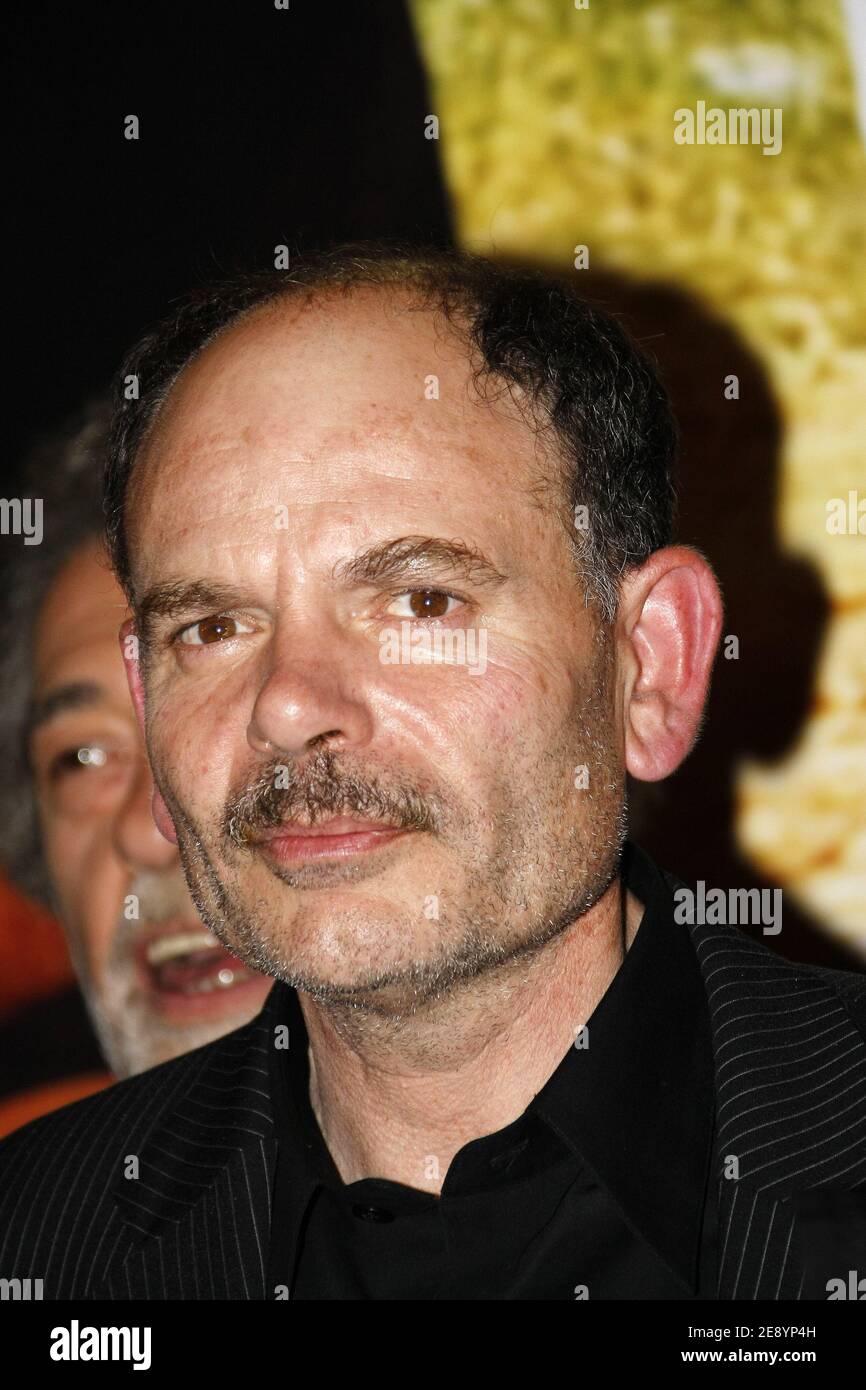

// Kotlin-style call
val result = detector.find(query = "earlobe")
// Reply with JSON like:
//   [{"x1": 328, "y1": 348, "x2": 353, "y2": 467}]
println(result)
[{"x1": 622, "y1": 547, "x2": 723, "y2": 783}]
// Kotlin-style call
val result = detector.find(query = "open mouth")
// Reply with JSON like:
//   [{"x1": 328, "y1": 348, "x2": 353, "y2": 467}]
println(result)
[{"x1": 139, "y1": 927, "x2": 258, "y2": 998}]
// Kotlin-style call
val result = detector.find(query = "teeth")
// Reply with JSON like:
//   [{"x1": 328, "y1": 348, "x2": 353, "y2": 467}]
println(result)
[
  {"x1": 146, "y1": 931, "x2": 222, "y2": 966},
  {"x1": 181, "y1": 966, "x2": 252, "y2": 995}
]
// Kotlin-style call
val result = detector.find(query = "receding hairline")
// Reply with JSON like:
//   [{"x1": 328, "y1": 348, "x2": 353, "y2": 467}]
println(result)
[
  {"x1": 125, "y1": 276, "x2": 566, "y2": 559},
  {"x1": 133, "y1": 278, "x2": 474, "y2": 458},
  {"x1": 139, "y1": 274, "x2": 500, "y2": 437}
]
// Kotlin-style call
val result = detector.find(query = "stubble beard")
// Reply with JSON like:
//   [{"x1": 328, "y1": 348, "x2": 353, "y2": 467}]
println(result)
[{"x1": 153, "y1": 651, "x2": 628, "y2": 1025}]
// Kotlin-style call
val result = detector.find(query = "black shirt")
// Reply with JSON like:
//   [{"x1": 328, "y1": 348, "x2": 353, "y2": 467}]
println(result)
[{"x1": 266, "y1": 841, "x2": 718, "y2": 1299}]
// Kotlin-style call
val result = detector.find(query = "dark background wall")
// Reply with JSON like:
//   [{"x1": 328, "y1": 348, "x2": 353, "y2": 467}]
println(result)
[{"x1": 7, "y1": 0, "x2": 453, "y2": 474}]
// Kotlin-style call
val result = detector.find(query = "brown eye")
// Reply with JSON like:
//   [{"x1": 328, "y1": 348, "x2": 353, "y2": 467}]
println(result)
[
  {"x1": 406, "y1": 591, "x2": 453, "y2": 619},
  {"x1": 178, "y1": 614, "x2": 255, "y2": 647},
  {"x1": 196, "y1": 615, "x2": 238, "y2": 644}
]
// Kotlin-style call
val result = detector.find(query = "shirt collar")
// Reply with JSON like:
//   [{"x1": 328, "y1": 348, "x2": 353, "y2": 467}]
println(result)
[
  {"x1": 531, "y1": 840, "x2": 715, "y2": 1291},
  {"x1": 268, "y1": 840, "x2": 715, "y2": 1292}
]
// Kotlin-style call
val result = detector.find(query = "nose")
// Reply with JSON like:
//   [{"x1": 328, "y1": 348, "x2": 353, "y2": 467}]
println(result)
[
  {"x1": 246, "y1": 627, "x2": 375, "y2": 761},
  {"x1": 111, "y1": 751, "x2": 180, "y2": 871}
]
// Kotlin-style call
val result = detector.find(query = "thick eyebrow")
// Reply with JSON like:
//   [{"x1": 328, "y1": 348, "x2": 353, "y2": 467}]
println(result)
[
  {"x1": 135, "y1": 581, "x2": 251, "y2": 648},
  {"x1": 26, "y1": 681, "x2": 105, "y2": 738},
  {"x1": 331, "y1": 535, "x2": 509, "y2": 591},
  {"x1": 134, "y1": 538, "x2": 508, "y2": 647}
]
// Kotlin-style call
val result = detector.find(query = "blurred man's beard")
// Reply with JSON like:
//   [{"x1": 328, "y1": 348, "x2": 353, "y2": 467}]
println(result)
[
  {"x1": 78, "y1": 956, "x2": 230, "y2": 1078},
  {"x1": 73, "y1": 871, "x2": 259, "y2": 1078},
  {"x1": 152, "y1": 639, "x2": 630, "y2": 1019}
]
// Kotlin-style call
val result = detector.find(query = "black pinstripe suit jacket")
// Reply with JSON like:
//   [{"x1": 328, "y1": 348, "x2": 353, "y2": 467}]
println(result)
[{"x1": 1, "y1": 866, "x2": 864, "y2": 1300}]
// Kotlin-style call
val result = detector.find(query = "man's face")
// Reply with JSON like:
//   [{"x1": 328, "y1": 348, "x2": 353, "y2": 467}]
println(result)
[
  {"x1": 28, "y1": 538, "x2": 272, "y2": 1073},
  {"x1": 127, "y1": 290, "x2": 629, "y2": 1016}
]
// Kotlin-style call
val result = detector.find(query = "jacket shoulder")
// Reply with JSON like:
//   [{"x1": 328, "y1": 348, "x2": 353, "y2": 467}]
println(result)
[
  {"x1": 0, "y1": 1034, "x2": 220, "y2": 1287},
  {"x1": 800, "y1": 961, "x2": 866, "y2": 1039},
  {"x1": 0, "y1": 1033, "x2": 214, "y2": 1160},
  {"x1": 659, "y1": 864, "x2": 866, "y2": 1038},
  {"x1": 0, "y1": 1001, "x2": 276, "y2": 1297}
]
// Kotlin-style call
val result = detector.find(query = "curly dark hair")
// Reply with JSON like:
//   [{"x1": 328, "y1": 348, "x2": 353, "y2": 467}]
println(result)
[
  {"x1": 0, "y1": 399, "x2": 112, "y2": 904},
  {"x1": 103, "y1": 241, "x2": 678, "y2": 621}
]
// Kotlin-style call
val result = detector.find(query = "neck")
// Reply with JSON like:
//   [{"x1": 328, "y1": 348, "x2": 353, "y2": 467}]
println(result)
[{"x1": 300, "y1": 876, "x2": 644, "y2": 1193}]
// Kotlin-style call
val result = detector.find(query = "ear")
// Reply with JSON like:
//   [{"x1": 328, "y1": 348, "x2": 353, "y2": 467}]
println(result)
[
  {"x1": 119, "y1": 617, "x2": 178, "y2": 846},
  {"x1": 618, "y1": 546, "x2": 723, "y2": 782}
]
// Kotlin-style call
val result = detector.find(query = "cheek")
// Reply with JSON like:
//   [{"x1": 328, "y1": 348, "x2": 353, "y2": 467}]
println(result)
[
  {"x1": 416, "y1": 663, "x2": 569, "y2": 801},
  {"x1": 41, "y1": 818, "x2": 119, "y2": 977},
  {"x1": 41, "y1": 810, "x2": 89, "y2": 907},
  {"x1": 452, "y1": 661, "x2": 592, "y2": 808},
  {"x1": 456, "y1": 654, "x2": 568, "y2": 729},
  {"x1": 377, "y1": 652, "x2": 574, "y2": 779},
  {"x1": 79, "y1": 897, "x2": 120, "y2": 982},
  {"x1": 147, "y1": 686, "x2": 240, "y2": 809}
]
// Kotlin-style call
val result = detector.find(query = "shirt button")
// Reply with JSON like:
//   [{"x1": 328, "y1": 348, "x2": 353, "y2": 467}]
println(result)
[{"x1": 351, "y1": 1203, "x2": 395, "y2": 1223}]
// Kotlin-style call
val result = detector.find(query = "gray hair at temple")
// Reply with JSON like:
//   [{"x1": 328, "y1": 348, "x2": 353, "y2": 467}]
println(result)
[
  {"x1": 102, "y1": 241, "x2": 679, "y2": 623},
  {"x1": 0, "y1": 399, "x2": 111, "y2": 905}
]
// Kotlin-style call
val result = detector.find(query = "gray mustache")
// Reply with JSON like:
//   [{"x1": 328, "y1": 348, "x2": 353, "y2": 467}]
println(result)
[{"x1": 223, "y1": 749, "x2": 439, "y2": 848}]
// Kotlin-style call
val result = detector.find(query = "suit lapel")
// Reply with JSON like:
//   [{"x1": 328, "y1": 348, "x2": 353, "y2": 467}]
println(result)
[
  {"x1": 94, "y1": 985, "x2": 282, "y2": 1299},
  {"x1": 686, "y1": 911, "x2": 866, "y2": 1299}
]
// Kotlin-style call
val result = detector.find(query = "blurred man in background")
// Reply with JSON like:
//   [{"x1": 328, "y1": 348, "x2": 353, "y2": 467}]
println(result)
[{"x1": 0, "y1": 403, "x2": 272, "y2": 1134}]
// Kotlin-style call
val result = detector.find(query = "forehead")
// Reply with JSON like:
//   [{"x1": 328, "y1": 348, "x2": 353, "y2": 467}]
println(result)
[
  {"x1": 127, "y1": 290, "x2": 558, "y2": 580},
  {"x1": 34, "y1": 538, "x2": 128, "y2": 691},
  {"x1": 145, "y1": 287, "x2": 510, "y2": 446}
]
